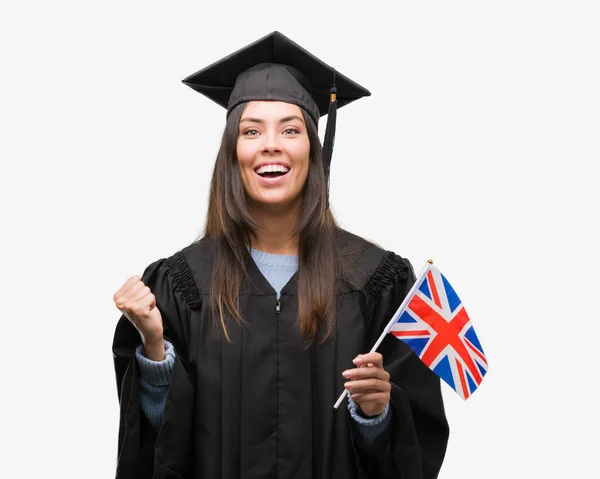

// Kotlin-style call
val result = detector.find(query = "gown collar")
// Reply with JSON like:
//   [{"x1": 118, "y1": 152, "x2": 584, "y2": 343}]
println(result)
[{"x1": 242, "y1": 248, "x2": 299, "y2": 297}]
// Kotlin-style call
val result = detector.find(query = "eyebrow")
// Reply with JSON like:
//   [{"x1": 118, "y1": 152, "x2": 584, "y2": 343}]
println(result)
[{"x1": 239, "y1": 115, "x2": 305, "y2": 124}]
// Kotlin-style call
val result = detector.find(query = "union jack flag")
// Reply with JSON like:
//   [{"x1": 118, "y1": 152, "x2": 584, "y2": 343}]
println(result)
[{"x1": 391, "y1": 265, "x2": 488, "y2": 399}]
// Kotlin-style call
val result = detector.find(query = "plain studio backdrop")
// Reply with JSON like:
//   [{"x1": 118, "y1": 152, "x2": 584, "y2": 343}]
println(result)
[{"x1": 1, "y1": 1, "x2": 598, "y2": 477}]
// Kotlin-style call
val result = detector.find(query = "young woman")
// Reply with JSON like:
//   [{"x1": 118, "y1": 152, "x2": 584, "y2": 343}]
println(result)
[{"x1": 112, "y1": 32, "x2": 449, "y2": 479}]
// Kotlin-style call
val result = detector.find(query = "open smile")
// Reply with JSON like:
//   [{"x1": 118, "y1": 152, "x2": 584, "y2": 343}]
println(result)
[{"x1": 254, "y1": 163, "x2": 291, "y2": 184}]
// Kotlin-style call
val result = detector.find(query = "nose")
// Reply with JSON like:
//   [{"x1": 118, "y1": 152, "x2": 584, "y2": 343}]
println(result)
[{"x1": 261, "y1": 130, "x2": 281, "y2": 154}]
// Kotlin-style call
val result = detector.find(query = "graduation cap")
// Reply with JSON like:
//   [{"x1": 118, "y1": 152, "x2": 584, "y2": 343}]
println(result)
[{"x1": 182, "y1": 31, "x2": 371, "y2": 205}]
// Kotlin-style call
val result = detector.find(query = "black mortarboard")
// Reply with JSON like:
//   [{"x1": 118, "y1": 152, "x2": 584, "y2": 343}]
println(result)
[{"x1": 182, "y1": 31, "x2": 371, "y2": 205}]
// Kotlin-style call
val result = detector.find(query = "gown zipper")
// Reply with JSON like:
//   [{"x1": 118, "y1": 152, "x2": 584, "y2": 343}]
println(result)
[{"x1": 276, "y1": 298, "x2": 281, "y2": 314}]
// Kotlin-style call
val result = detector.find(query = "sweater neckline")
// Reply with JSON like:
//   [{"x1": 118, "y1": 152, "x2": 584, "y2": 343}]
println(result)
[{"x1": 249, "y1": 248, "x2": 299, "y2": 268}]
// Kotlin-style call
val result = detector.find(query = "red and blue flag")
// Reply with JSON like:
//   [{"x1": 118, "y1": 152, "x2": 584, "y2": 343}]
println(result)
[{"x1": 391, "y1": 265, "x2": 488, "y2": 400}]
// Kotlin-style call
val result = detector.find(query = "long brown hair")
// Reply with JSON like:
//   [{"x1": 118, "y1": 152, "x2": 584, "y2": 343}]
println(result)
[{"x1": 202, "y1": 101, "x2": 343, "y2": 343}]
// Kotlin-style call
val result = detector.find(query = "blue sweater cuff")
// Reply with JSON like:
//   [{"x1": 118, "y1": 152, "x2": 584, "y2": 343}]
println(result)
[
  {"x1": 135, "y1": 339, "x2": 176, "y2": 386},
  {"x1": 348, "y1": 397, "x2": 390, "y2": 426},
  {"x1": 347, "y1": 397, "x2": 392, "y2": 448}
]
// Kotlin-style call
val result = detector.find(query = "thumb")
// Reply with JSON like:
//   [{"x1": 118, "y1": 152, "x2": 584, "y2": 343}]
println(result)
[{"x1": 148, "y1": 301, "x2": 163, "y2": 322}]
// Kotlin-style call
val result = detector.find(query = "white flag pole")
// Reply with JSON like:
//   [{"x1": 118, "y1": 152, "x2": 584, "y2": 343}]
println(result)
[{"x1": 333, "y1": 259, "x2": 434, "y2": 409}]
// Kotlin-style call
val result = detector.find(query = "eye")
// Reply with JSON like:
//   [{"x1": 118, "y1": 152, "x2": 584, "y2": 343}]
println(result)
[
  {"x1": 283, "y1": 127, "x2": 300, "y2": 135},
  {"x1": 242, "y1": 128, "x2": 260, "y2": 136}
]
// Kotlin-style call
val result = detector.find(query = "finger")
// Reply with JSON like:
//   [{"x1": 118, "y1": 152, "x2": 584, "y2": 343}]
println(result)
[
  {"x1": 349, "y1": 390, "x2": 381, "y2": 399},
  {"x1": 116, "y1": 281, "x2": 146, "y2": 308},
  {"x1": 131, "y1": 292, "x2": 157, "y2": 317},
  {"x1": 116, "y1": 281, "x2": 146, "y2": 311},
  {"x1": 350, "y1": 392, "x2": 389, "y2": 403},
  {"x1": 348, "y1": 389, "x2": 378, "y2": 398},
  {"x1": 343, "y1": 366, "x2": 390, "y2": 381},
  {"x1": 345, "y1": 378, "x2": 391, "y2": 394},
  {"x1": 128, "y1": 298, "x2": 156, "y2": 320},
  {"x1": 122, "y1": 277, "x2": 145, "y2": 298},
  {"x1": 129, "y1": 285, "x2": 153, "y2": 304},
  {"x1": 353, "y1": 352, "x2": 383, "y2": 369},
  {"x1": 113, "y1": 275, "x2": 142, "y2": 302}
]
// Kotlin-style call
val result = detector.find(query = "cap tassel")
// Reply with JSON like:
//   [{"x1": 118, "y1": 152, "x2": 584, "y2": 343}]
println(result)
[{"x1": 322, "y1": 83, "x2": 337, "y2": 208}]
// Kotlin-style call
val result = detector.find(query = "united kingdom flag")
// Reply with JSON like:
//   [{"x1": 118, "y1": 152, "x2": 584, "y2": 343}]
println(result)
[{"x1": 391, "y1": 265, "x2": 488, "y2": 399}]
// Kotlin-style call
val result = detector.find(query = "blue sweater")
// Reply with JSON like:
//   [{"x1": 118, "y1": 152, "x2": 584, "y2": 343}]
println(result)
[{"x1": 136, "y1": 248, "x2": 391, "y2": 453}]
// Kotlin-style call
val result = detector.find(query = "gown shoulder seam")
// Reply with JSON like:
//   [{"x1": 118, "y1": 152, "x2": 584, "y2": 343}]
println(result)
[
  {"x1": 165, "y1": 252, "x2": 201, "y2": 309},
  {"x1": 363, "y1": 251, "x2": 409, "y2": 306}
]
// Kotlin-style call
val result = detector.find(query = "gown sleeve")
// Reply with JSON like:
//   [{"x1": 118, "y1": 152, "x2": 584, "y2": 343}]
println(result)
[
  {"x1": 112, "y1": 254, "x2": 197, "y2": 479},
  {"x1": 359, "y1": 251, "x2": 449, "y2": 479}
]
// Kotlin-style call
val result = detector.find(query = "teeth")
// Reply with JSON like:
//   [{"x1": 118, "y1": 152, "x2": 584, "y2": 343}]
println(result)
[{"x1": 256, "y1": 164, "x2": 290, "y2": 174}]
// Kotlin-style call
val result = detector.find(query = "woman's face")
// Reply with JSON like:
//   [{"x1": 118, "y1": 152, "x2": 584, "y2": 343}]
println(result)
[{"x1": 237, "y1": 101, "x2": 310, "y2": 212}]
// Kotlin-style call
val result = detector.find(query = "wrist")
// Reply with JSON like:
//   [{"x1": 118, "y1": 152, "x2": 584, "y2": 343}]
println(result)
[
  {"x1": 142, "y1": 336, "x2": 166, "y2": 361},
  {"x1": 361, "y1": 405, "x2": 386, "y2": 418}
]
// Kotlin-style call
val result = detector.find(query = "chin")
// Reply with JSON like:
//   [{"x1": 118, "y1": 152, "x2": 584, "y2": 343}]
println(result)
[{"x1": 251, "y1": 193, "x2": 301, "y2": 211}]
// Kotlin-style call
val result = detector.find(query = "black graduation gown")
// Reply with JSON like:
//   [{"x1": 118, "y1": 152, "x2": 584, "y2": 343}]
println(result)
[{"x1": 112, "y1": 231, "x2": 449, "y2": 479}]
